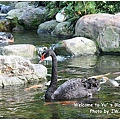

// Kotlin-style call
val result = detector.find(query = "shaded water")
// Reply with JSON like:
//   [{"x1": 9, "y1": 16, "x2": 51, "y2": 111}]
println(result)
[{"x1": 0, "y1": 31, "x2": 119, "y2": 119}]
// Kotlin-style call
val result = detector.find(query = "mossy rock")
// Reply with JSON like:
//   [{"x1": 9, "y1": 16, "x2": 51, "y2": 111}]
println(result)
[
  {"x1": 52, "y1": 22, "x2": 74, "y2": 37},
  {"x1": 0, "y1": 19, "x2": 11, "y2": 31},
  {"x1": 37, "y1": 20, "x2": 58, "y2": 34}
]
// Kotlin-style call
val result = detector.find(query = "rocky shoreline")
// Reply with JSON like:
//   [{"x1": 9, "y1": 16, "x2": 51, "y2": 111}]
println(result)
[
  {"x1": 0, "y1": 2, "x2": 120, "y2": 86},
  {"x1": 0, "y1": 2, "x2": 119, "y2": 54}
]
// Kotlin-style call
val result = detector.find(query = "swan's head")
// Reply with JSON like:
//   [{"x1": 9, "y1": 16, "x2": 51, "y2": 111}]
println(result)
[{"x1": 40, "y1": 49, "x2": 53, "y2": 62}]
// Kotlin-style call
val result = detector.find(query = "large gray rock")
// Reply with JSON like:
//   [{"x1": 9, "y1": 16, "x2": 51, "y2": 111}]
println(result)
[
  {"x1": 6, "y1": 9, "x2": 24, "y2": 19},
  {"x1": 0, "y1": 55, "x2": 47, "y2": 86},
  {"x1": 54, "y1": 37, "x2": 97, "y2": 56},
  {"x1": 52, "y1": 22, "x2": 74, "y2": 37},
  {"x1": 6, "y1": 2, "x2": 33, "y2": 19},
  {"x1": 1, "y1": 44, "x2": 36, "y2": 59},
  {"x1": 6, "y1": 2, "x2": 35, "y2": 19},
  {"x1": 37, "y1": 20, "x2": 58, "y2": 34},
  {"x1": 15, "y1": 2, "x2": 32, "y2": 9},
  {"x1": 75, "y1": 13, "x2": 120, "y2": 52},
  {"x1": 18, "y1": 6, "x2": 46, "y2": 29},
  {"x1": 7, "y1": 2, "x2": 46, "y2": 30}
]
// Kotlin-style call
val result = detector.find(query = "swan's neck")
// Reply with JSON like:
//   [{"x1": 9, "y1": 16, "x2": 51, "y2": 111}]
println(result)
[
  {"x1": 45, "y1": 52, "x2": 58, "y2": 101},
  {"x1": 51, "y1": 52, "x2": 58, "y2": 86}
]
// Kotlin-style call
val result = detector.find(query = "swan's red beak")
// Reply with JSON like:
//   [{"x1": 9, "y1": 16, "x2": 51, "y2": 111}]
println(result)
[{"x1": 39, "y1": 54, "x2": 45, "y2": 63}]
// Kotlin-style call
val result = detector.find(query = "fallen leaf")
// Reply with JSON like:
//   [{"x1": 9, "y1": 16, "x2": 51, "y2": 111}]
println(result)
[
  {"x1": 25, "y1": 84, "x2": 43, "y2": 91},
  {"x1": 89, "y1": 73, "x2": 110, "y2": 79}
]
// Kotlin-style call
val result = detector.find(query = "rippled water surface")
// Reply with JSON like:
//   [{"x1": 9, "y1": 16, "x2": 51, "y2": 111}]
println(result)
[{"x1": 0, "y1": 31, "x2": 119, "y2": 119}]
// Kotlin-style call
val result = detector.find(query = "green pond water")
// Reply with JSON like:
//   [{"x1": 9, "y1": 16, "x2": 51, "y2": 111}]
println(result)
[{"x1": 0, "y1": 31, "x2": 119, "y2": 119}]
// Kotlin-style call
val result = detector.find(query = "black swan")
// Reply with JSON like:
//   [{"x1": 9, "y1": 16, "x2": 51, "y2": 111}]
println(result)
[{"x1": 40, "y1": 49, "x2": 102, "y2": 101}]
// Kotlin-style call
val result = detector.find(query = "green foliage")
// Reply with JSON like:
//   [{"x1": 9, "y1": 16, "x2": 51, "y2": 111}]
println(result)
[
  {"x1": 41, "y1": 1, "x2": 96, "y2": 31},
  {"x1": 32, "y1": 1, "x2": 120, "y2": 32},
  {"x1": 39, "y1": 1, "x2": 120, "y2": 21},
  {"x1": 10, "y1": 17, "x2": 18, "y2": 26},
  {"x1": 9, "y1": 17, "x2": 24, "y2": 30},
  {"x1": 0, "y1": 23, "x2": 5, "y2": 31},
  {"x1": 95, "y1": 1, "x2": 120, "y2": 14},
  {"x1": 44, "y1": 1, "x2": 59, "y2": 21},
  {"x1": 43, "y1": 1, "x2": 96, "y2": 21}
]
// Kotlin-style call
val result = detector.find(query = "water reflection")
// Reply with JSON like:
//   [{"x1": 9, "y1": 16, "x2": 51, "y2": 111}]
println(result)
[
  {"x1": 68, "y1": 55, "x2": 97, "y2": 69},
  {"x1": 96, "y1": 55, "x2": 120, "y2": 74},
  {"x1": 12, "y1": 31, "x2": 63, "y2": 47},
  {"x1": 65, "y1": 55, "x2": 120, "y2": 78}
]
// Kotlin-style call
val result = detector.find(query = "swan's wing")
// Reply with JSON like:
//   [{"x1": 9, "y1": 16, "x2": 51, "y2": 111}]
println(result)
[{"x1": 52, "y1": 78, "x2": 92, "y2": 100}]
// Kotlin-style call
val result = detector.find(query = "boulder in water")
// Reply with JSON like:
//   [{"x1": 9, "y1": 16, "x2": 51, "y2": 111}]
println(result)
[
  {"x1": 1, "y1": 44, "x2": 36, "y2": 59},
  {"x1": 52, "y1": 22, "x2": 74, "y2": 37},
  {"x1": 54, "y1": 37, "x2": 97, "y2": 56},
  {"x1": 0, "y1": 55, "x2": 47, "y2": 87},
  {"x1": 37, "y1": 20, "x2": 58, "y2": 34},
  {"x1": 75, "y1": 13, "x2": 120, "y2": 53}
]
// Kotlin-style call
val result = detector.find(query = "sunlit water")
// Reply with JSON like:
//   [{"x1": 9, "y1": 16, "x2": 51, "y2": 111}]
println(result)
[{"x1": 0, "y1": 31, "x2": 119, "y2": 119}]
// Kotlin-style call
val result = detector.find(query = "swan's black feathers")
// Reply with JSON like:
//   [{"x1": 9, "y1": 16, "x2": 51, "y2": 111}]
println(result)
[
  {"x1": 45, "y1": 84, "x2": 57, "y2": 100},
  {"x1": 51, "y1": 78, "x2": 100, "y2": 100}
]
